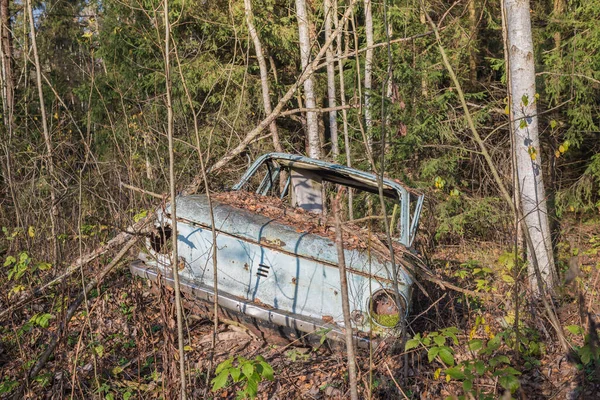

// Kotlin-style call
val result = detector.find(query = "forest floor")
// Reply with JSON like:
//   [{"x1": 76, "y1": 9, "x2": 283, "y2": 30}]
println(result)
[{"x1": 1, "y1": 215, "x2": 600, "y2": 399}]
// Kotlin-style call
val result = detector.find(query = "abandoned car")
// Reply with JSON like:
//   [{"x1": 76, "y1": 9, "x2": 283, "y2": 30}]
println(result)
[{"x1": 130, "y1": 153, "x2": 424, "y2": 345}]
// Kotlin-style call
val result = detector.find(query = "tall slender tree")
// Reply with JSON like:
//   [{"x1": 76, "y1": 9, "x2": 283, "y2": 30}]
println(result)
[
  {"x1": 0, "y1": 0, "x2": 13, "y2": 125},
  {"x1": 504, "y1": 0, "x2": 557, "y2": 291},
  {"x1": 324, "y1": 0, "x2": 338, "y2": 158},
  {"x1": 164, "y1": 0, "x2": 188, "y2": 394},
  {"x1": 244, "y1": 0, "x2": 282, "y2": 153},
  {"x1": 295, "y1": 0, "x2": 320, "y2": 159},
  {"x1": 364, "y1": 0, "x2": 373, "y2": 149},
  {"x1": 27, "y1": 0, "x2": 59, "y2": 264}
]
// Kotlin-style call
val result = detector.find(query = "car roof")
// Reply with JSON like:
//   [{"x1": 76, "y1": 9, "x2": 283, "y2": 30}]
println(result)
[{"x1": 235, "y1": 152, "x2": 422, "y2": 201}]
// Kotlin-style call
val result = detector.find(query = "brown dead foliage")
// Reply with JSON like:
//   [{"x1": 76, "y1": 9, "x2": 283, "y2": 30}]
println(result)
[{"x1": 212, "y1": 190, "x2": 410, "y2": 261}]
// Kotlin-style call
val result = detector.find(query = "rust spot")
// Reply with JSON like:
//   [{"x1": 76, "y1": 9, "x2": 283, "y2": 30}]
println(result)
[
  {"x1": 177, "y1": 257, "x2": 185, "y2": 271},
  {"x1": 351, "y1": 310, "x2": 364, "y2": 324},
  {"x1": 260, "y1": 237, "x2": 286, "y2": 247},
  {"x1": 372, "y1": 291, "x2": 398, "y2": 316}
]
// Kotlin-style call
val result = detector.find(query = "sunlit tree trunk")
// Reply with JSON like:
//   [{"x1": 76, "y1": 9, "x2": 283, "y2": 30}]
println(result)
[
  {"x1": 334, "y1": 0, "x2": 353, "y2": 218},
  {"x1": 244, "y1": 0, "x2": 282, "y2": 152},
  {"x1": 504, "y1": 0, "x2": 557, "y2": 291},
  {"x1": 295, "y1": 0, "x2": 320, "y2": 159},
  {"x1": 324, "y1": 0, "x2": 338, "y2": 158},
  {"x1": 364, "y1": 0, "x2": 373, "y2": 149}
]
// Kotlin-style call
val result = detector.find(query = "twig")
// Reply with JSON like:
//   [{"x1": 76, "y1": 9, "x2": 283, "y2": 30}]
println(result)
[
  {"x1": 121, "y1": 182, "x2": 164, "y2": 199},
  {"x1": 536, "y1": 71, "x2": 600, "y2": 85},
  {"x1": 333, "y1": 188, "x2": 359, "y2": 400},
  {"x1": 409, "y1": 293, "x2": 447, "y2": 323},
  {"x1": 279, "y1": 104, "x2": 356, "y2": 117},
  {"x1": 163, "y1": 0, "x2": 187, "y2": 395},
  {"x1": 384, "y1": 363, "x2": 410, "y2": 400}
]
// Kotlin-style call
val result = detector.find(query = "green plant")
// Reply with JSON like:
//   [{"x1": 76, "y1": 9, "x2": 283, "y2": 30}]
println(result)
[
  {"x1": 405, "y1": 327, "x2": 460, "y2": 366},
  {"x1": 211, "y1": 355, "x2": 274, "y2": 399},
  {"x1": 407, "y1": 328, "x2": 522, "y2": 398},
  {"x1": 5, "y1": 252, "x2": 31, "y2": 282},
  {"x1": 444, "y1": 332, "x2": 521, "y2": 398},
  {"x1": 566, "y1": 324, "x2": 600, "y2": 375},
  {"x1": 453, "y1": 260, "x2": 495, "y2": 292},
  {"x1": 0, "y1": 378, "x2": 18, "y2": 394},
  {"x1": 285, "y1": 348, "x2": 310, "y2": 362},
  {"x1": 29, "y1": 313, "x2": 55, "y2": 329}
]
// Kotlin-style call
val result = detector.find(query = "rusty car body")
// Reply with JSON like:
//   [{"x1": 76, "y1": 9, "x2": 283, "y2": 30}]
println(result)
[{"x1": 130, "y1": 153, "x2": 424, "y2": 345}]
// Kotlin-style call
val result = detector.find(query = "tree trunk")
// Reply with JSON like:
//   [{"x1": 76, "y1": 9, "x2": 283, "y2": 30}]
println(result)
[
  {"x1": 244, "y1": 0, "x2": 282, "y2": 152},
  {"x1": 334, "y1": 0, "x2": 353, "y2": 218},
  {"x1": 324, "y1": 0, "x2": 338, "y2": 158},
  {"x1": 468, "y1": 0, "x2": 478, "y2": 84},
  {"x1": 295, "y1": 0, "x2": 320, "y2": 159},
  {"x1": 364, "y1": 0, "x2": 373, "y2": 149},
  {"x1": 27, "y1": 0, "x2": 59, "y2": 265},
  {"x1": 163, "y1": 0, "x2": 188, "y2": 395},
  {"x1": 504, "y1": 0, "x2": 557, "y2": 291},
  {"x1": 332, "y1": 189, "x2": 359, "y2": 400},
  {"x1": 0, "y1": 0, "x2": 13, "y2": 125},
  {"x1": 552, "y1": 0, "x2": 564, "y2": 51}
]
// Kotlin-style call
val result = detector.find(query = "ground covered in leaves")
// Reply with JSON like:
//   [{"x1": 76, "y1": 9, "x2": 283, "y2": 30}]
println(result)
[{"x1": 1, "y1": 211, "x2": 600, "y2": 399}]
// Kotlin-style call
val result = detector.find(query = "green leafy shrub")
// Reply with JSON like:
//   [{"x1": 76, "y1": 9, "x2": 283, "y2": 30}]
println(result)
[
  {"x1": 406, "y1": 328, "x2": 521, "y2": 398},
  {"x1": 211, "y1": 355, "x2": 274, "y2": 399}
]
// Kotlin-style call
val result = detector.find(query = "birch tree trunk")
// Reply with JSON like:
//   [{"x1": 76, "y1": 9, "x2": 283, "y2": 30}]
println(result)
[
  {"x1": 324, "y1": 0, "x2": 338, "y2": 158},
  {"x1": 295, "y1": 0, "x2": 320, "y2": 159},
  {"x1": 334, "y1": 0, "x2": 353, "y2": 218},
  {"x1": 504, "y1": 0, "x2": 557, "y2": 291},
  {"x1": 364, "y1": 0, "x2": 373, "y2": 149},
  {"x1": 244, "y1": 0, "x2": 282, "y2": 152}
]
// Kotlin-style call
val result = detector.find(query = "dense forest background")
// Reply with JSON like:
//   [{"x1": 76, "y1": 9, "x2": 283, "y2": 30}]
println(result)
[{"x1": 1, "y1": 0, "x2": 600, "y2": 398}]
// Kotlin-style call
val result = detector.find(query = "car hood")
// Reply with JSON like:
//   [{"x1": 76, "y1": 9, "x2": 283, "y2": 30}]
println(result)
[{"x1": 159, "y1": 194, "x2": 412, "y2": 285}]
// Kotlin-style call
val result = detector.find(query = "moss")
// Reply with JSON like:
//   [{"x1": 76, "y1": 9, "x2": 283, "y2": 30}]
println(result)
[{"x1": 372, "y1": 313, "x2": 400, "y2": 328}]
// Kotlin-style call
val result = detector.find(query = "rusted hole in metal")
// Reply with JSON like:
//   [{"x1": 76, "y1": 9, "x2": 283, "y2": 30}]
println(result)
[
  {"x1": 368, "y1": 289, "x2": 404, "y2": 328},
  {"x1": 150, "y1": 225, "x2": 172, "y2": 254},
  {"x1": 351, "y1": 310, "x2": 364, "y2": 324}
]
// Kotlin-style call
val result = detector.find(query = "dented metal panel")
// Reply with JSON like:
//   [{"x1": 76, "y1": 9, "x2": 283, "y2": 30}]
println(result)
[{"x1": 155, "y1": 195, "x2": 411, "y2": 332}]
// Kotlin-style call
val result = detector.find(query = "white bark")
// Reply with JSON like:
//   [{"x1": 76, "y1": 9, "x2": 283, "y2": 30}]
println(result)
[
  {"x1": 324, "y1": 0, "x2": 338, "y2": 157},
  {"x1": 334, "y1": 0, "x2": 353, "y2": 218},
  {"x1": 295, "y1": 0, "x2": 320, "y2": 159},
  {"x1": 364, "y1": 0, "x2": 373, "y2": 148},
  {"x1": 505, "y1": 0, "x2": 556, "y2": 290},
  {"x1": 244, "y1": 0, "x2": 282, "y2": 152}
]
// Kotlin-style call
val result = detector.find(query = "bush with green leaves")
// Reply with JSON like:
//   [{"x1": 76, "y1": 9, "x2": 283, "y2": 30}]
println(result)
[
  {"x1": 566, "y1": 324, "x2": 600, "y2": 378},
  {"x1": 211, "y1": 355, "x2": 274, "y2": 399},
  {"x1": 406, "y1": 328, "x2": 521, "y2": 399}
]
